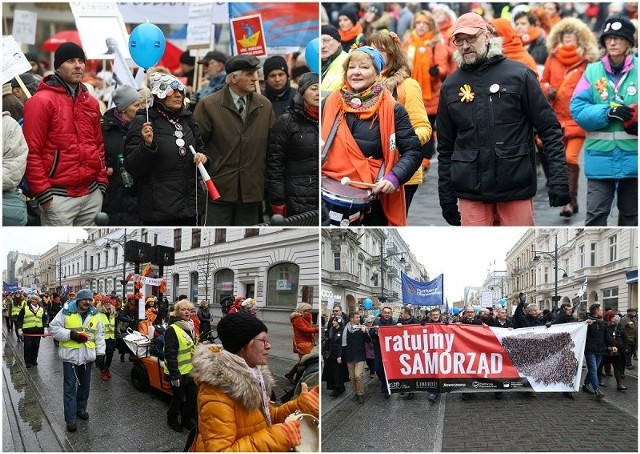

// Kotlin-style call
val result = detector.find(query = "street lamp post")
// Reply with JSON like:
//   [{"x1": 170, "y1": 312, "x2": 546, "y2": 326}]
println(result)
[
  {"x1": 48, "y1": 257, "x2": 63, "y2": 294},
  {"x1": 532, "y1": 234, "x2": 568, "y2": 309},
  {"x1": 104, "y1": 229, "x2": 128, "y2": 299}
]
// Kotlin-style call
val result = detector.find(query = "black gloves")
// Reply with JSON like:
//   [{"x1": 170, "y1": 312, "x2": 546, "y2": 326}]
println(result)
[
  {"x1": 441, "y1": 203, "x2": 461, "y2": 226},
  {"x1": 95, "y1": 355, "x2": 105, "y2": 370},
  {"x1": 547, "y1": 87, "x2": 557, "y2": 101},
  {"x1": 428, "y1": 65, "x2": 439, "y2": 77},
  {"x1": 548, "y1": 184, "x2": 571, "y2": 207},
  {"x1": 608, "y1": 105, "x2": 634, "y2": 122}
]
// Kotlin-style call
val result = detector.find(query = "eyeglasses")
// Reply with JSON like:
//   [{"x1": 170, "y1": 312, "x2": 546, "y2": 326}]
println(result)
[
  {"x1": 253, "y1": 337, "x2": 270, "y2": 347},
  {"x1": 453, "y1": 32, "x2": 483, "y2": 46},
  {"x1": 605, "y1": 36, "x2": 625, "y2": 43}
]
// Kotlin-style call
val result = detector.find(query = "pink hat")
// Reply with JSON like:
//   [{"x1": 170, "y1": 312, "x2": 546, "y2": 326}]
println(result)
[{"x1": 451, "y1": 12, "x2": 488, "y2": 37}]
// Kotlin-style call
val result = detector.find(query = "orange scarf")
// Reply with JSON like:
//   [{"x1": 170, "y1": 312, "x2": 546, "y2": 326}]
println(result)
[
  {"x1": 520, "y1": 26, "x2": 542, "y2": 46},
  {"x1": 339, "y1": 22, "x2": 363, "y2": 44},
  {"x1": 321, "y1": 90, "x2": 406, "y2": 226},
  {"x1": 553, "y1": 44, "x2": 582, "y2": 67},
  {"x1": 405, "y1": 30, "x2": 434, "y2": 101}
]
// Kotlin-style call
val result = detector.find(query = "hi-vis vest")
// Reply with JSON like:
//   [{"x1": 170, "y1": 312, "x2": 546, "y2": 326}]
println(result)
[
  {"x1": 164, "y1": 324, "x2": 195, "y2": 376},
  {"x1": 22, "y1": 306, "x2": 44, "y2": 329},
  {"x1": 11, "y1": 300, "x2": 25, "y2": 317},
  {"x1": 97, "y1": 312, "x2": 115, "y2": 340},
  {"x1": 60, "y1": 313, "x2": 99, "y2": 349}
]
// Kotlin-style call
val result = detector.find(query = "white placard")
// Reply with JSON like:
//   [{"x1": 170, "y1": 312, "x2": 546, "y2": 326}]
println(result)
[
  {"x1": 187, "y1": 3, "x2": 214, "y2": 49},
  {"x1": 12, "y1": 10, "x2": 38, "y2": 45},
  {"x1": 2, "y1": 36, "x2": 31, "y2": 84},
  {"x1": 70, "y1": 2, "x2": 131, "y2": 60},
  {"x1": 117, "y1": 2, "x2": 229, "y2": 25},
  {"x1": 481, "y1": 291, "x2": 494, "y2": 308}
]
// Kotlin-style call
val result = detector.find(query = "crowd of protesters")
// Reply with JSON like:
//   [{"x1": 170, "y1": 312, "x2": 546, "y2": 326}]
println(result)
[
  {"x1": 320, "y1": 2, "x2": 637, "y2": 226},
  {"x1": 321, "y1": 297, "x2": 637, "y2": 404},
  {"x1": 4, "y1": 38, "x2": 319, "y2": 227}
]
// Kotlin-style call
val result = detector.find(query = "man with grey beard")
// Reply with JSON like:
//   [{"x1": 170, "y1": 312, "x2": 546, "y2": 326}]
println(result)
[{"x1": 436, "y1": 12, "x2": 570, "y2": 227}]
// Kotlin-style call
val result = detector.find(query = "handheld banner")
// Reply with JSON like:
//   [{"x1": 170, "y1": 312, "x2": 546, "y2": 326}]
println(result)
[
  {"x1": 230, "y1": 14, "x2": 267, "y2": 57},
  {"x1": 401, "y1": 272, "x2": 443, "y2": 307},
  {"x1": 379, "y1": 322, "x2": 587, "y2": 394}
]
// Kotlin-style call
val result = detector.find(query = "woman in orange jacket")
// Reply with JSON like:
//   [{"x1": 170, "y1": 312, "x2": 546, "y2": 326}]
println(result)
[
  {"x1": 402, "y1": 10, "x2": 446, "y2": 177},
  {"x1": 540, "y1": 17, "x2": 599, "y2": 217}
]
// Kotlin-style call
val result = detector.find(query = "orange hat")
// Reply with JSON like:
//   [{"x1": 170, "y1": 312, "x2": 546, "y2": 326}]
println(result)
[{"x1": 451, "y1": 12, "x2": 488, "y2": 37}]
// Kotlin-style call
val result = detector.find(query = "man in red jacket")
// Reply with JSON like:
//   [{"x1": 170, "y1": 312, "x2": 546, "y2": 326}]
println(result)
[{"x1": 22, "y1": 42, "x2": 108, "y2": 226}]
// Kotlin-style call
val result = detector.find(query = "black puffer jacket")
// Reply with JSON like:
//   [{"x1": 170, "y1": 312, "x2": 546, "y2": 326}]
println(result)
[
  {"x1": 585, "y1": 315, "x2": 614, "y2": 354},
  {"x1": 344, "y1": 102, "x2": 422, "y2": 184},
  {"x1": 437, "y1": 42, "x2": 567, "y2": 206},
  {"x1": 525, "y1": 35, "x2": 548, "y2": 65},
  {"x1": 265, "y1": 95, "x2": 318, "y2": 215},
  {"x1": 124, "y1": 101, "x2": 207, "y2": 224},
  {"x1": 101, "y1": 108, "x2": 141, "y2": 225},
  {"x1": 264, "y1": 83, "x2": 297, "y2": 119}
]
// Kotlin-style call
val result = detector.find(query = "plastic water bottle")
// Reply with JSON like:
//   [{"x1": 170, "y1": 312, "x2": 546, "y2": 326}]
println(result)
[{"x1": 118, "y1": 154, "x2": 134, "y2": 188}]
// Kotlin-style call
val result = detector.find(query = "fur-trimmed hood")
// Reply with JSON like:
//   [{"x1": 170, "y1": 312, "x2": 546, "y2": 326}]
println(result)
[
  {"x1": 453, "y1": 37, "x2": 503, "y2": 68},
  {"x1": 546, "y1": 17, "x2": 599, "y2": 62},
  {"x1": 381, "y1": 66, "x2": 411, "y2": 96},
  {"x1": 190, "y1": 344, "x2": 276, "y2": 410}
]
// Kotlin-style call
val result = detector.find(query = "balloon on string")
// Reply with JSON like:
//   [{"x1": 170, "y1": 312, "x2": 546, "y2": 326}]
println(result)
[
  {"x1": 363, "y1": 298, "x2": 373, "y2": 310},
  {"x1": 372, "y1": 309, "x2": 380, "y2": 316},
  {"x1": 452, "y1": 307, "x2": 460, "y2": 315},
  {"x1": 474, "y1": 306, "x2": 481, "y2": 313},
  {"x1": 498, "y1": 298, "x2": 506, "y2": 308},
  {"x1": 129, "y1": 22, "x2": 166, "y2": 70},
  {"x1": 304, "y1": 37, "x2": 320, "y2": 73}
]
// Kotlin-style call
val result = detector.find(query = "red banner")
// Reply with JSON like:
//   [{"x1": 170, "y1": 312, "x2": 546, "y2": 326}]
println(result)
[{"x1": 379, "y1": 323, "x2": 587, "y2": 393}]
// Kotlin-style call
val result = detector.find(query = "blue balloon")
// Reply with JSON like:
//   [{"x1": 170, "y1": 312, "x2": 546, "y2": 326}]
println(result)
[
  {"x1": 304, "y1": 37, "x2": 320, "y2": 74},
  {"x1": 363, "y1": 298, "x2": 373, "y2": 310},
  {"x1": 372, "y1": 309, "x2": 380, "y2": 316},
  {"x1": 129, "y1": 23, "x2": 166, "y2": 70},
  {"x1": 474, "y1": 306, "x2": 481, "y2": 313},
  {"x1": 498, "y1": 298, "x2": 506, "y2": 308},
  {"x1": 452, "y1": 307, "x2": 459, "y2": 315}
]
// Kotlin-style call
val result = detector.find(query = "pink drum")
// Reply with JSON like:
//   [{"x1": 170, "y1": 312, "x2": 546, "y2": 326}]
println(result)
[{"x1": 321, "y1": 175, "x2": 373, "y2": 226}]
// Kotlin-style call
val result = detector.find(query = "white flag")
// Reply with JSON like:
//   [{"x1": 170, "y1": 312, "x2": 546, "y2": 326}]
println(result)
[{"x1": 577, "y1": 279, "x2": 588, "y2": 298}]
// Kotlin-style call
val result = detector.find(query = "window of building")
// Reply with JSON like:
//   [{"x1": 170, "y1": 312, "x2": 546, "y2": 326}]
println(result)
[
  {"x1": 192, "y1": 229, "x2": 201, "y2": 249},
  {"x1": 334, "y1": 252, "x2": 340, "y2": 270},
  {"x1": 579, "y1": 245, "x2": 585, "y2": 268},
  {"x1": 141, "y1": 228, "x2": 148, "y2": 244},
  {"x1": 90, "y1": 256, "x2": 94, "y2": 271},
  {"x1": 609, "y1": 234, "x2": 617, "y2": 262},
  {"x1": 84, "y1": 251, "x2": 87, "y2": 271},
  {"x1": 590, "y1": 243, "x2": 596, "y2": 267},
  {"x1": 214, "y1": 268, "x2": 234, "y2": 306},
  {"x1": 245, "y1": 228, "x2": 259, "y2": 238},
  {"x1": 97, "y1": 254, "x2": 101, "y2": 270},
  {"x1": 114, "y1": 248, "x2": 118, "y2": 266},
  {"x1": 266, "y1": 262, "x2": 299, "y2": 308},
  {"x1": 215, "y1": 229, "x2": 226, "y2": 244},
  {"x1": 190, "y1": 271, "x2": 199, "y2": 304},
  {"x1": 174, "y1": 229, "x2": 182, "y2": 252},
  {"x1": 602, "y1": 287, "x2": 619, "y2": 312}
]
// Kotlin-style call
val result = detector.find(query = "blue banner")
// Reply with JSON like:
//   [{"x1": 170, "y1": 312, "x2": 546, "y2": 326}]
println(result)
[
  {"x1": 3, "y1": 281, "x2": 19, "y2": 292},
  {"x1": 229, "y1": 2, "x2": 318, "y2": 50},
  {"x1": 401, "y1": 273, "x2": 444, "y2": 307}
]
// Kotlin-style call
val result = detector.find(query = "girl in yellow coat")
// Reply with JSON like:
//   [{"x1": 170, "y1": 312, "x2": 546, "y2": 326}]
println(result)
[{"x1": 189, "y1": 312, "x2": 319, "y2": 452}]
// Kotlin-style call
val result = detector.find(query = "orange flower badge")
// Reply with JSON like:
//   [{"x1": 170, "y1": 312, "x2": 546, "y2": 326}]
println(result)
[{"x1": 459, "y1": 84, "x2": 474, "y2": 102}]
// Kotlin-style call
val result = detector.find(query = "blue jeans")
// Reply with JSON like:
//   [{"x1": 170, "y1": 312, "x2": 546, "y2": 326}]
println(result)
[
  {"x1": 584, "y1": 353, "x2": 604, "y2": 391},
  {"x1": 63, "y1": 362, "x2": 92, "y2": 422}
]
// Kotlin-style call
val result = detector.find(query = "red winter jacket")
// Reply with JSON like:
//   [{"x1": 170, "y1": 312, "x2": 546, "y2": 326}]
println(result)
[
  {"x1": 290, "y1": 312, "x2": 319, "y2": 353},
  {"x1": 22, "y1": 74, "x2": 108, "y2": 206}
]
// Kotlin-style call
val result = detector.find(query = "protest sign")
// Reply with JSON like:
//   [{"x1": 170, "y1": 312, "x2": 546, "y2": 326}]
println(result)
[
  {"x1": 70, "y1": 2, "x2": 131, "y2": 60},
  {"x1": 379, "y1": 322, "x2": 587, "y2": 394},
  {"x1": 187, "y1": 3, "x2": 215, "y2": 50},
  {"x1": 401, "y1": 273, "x2": 443, "y2": 307},
  {"x1": 12, "y1": 9, "x2": 38, "y2": 45},
  {"x1": 230, "y1": 14, "x2": 267, "y2": 57},
  {"x1": 2, "y1": 36, "x2": 31, "y2": 84}
]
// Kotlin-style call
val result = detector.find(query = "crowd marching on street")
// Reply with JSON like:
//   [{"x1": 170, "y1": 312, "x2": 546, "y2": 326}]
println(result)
[
  {"x1": 319, "y1": 1, "x2": 638, "y2": 227},
  {"x1": 2, "y1": 288, "x2": 320, "y2": 451}
]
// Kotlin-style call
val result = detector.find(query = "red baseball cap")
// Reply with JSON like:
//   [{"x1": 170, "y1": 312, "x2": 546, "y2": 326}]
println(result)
[{"x1": 451, "y1": 12, "x2": 488, "y2": 37}]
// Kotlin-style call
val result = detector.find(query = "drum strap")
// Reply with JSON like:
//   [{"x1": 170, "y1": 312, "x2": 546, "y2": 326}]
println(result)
[{"x1": 321, "y1": 114, "x2": 340, "y2": 165}]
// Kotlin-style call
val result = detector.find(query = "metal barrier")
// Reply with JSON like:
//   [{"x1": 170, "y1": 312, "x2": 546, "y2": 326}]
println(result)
[{"x1": 256, "y1": 210, "x2": 319, "y2": 227}]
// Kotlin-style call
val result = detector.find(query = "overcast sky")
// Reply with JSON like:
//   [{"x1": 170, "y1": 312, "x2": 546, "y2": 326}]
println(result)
[
  {"x1": 2, "y1": 227, "x2": 88, "y2": 269},
  {"x1": 399, "y1": 227, "x2": 529, "y2": 304}
]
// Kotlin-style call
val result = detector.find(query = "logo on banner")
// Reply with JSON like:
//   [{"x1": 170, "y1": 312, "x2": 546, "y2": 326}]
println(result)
[{"x1": 230, "y1": 14, "x2": 266, "y2": 57}]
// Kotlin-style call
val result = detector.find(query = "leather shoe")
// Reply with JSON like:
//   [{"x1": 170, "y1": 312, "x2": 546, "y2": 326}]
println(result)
[
  {"x1": 32, "y1": 361, "x2": 38, "y2": 365},
  {"x1": 182, "y1": 419, "x2": 195, "y2": 431},
  {"x1": 562, "y1": 392, "x2": 574, "y2": 400},
  {"x1": 357, "y1": 395, "x2": 364, "y2": 404},
  {"x1": 617, "y1": 384, "x2": 628, "y2": 391},
  {"x1": 76, "y1": 411, "x2": 89, "y2": 420},
  {"x1": 66, "y1": 421, "x2": 77, "y2": 432}
]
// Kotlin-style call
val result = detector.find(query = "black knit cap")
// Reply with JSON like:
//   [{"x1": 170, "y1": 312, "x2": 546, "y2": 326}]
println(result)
[
  {"x1": 321, "y1": 25, "x2": 341, "y2": 43},
  {"x1": 263, "y1": 55, "x2": 288, "y2": 78},
  {"x1": 54, "y1": 42, "x2": 85, "y2": 70},
  {"x1": 217, "y1": 312, "x2": 268, "y2": 354},
  {"x1": 600, "y1": 16, "x2": 636, "y2": 47},
  {"x1": 339, "y1": 5, "x2": 359, "y2": 27}
]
